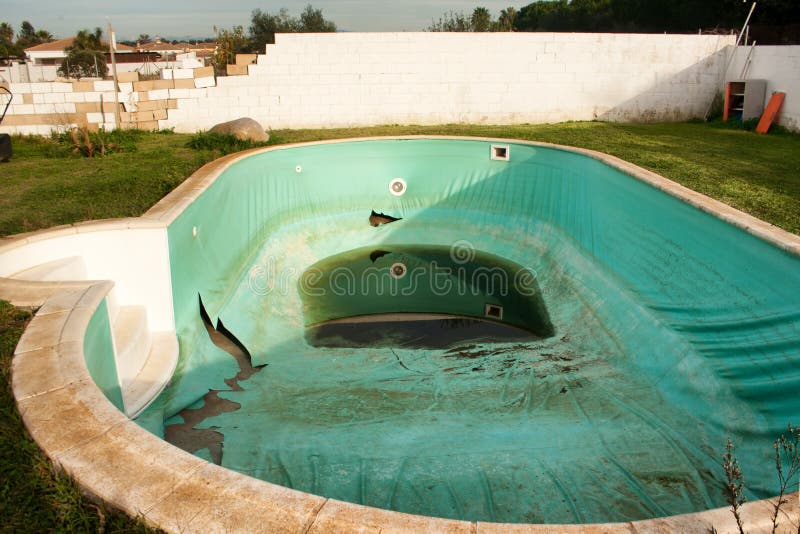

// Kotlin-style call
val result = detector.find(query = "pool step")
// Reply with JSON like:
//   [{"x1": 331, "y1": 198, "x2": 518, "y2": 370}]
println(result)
[
  {"x1": 120, "y1": 331, "x2": 179, "y2": 419},
  {"x1": 10, "y1": 256, "x2": 87, "y2": 281},
  {"x1": 112, "y1": 305, "x2": 178, "y2": 418},
  {"x1": 113, "y1": 306, "x2": 152, "y2": 386}
]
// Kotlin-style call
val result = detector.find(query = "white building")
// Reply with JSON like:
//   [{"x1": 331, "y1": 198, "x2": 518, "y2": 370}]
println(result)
[{"x1": 25, "y1": 37, "x2": 135, "y2": 66}]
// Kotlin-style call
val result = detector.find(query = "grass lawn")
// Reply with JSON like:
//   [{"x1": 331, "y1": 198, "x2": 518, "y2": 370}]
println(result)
[{"x1": 0, "y1": 121, "x2": 797, "y2": 531}]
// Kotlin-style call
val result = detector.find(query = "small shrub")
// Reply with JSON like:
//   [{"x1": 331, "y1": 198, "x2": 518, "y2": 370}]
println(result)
[
  {"x1": 55, "y1": 127, "x2": 144, "y2": 158},
  {"x1": 186, "y1": 131, "x2": 268, "y2": 156}
]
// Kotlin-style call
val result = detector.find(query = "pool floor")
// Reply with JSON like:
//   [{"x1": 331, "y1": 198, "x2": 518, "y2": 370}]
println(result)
[{"x1": 154, "y1": 208, "x2": 784, "y2": 524}]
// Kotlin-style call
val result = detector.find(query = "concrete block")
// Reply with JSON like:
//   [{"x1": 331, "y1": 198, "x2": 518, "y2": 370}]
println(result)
[
  {"x1": 71, "y1": 81, "x2": 95, "y2": 92},
  {"x1": 10, "y1": 104, "x2": 35, "y2": 114},
  {"x1": 83, "y1": 92, "x2": 102, "y2": 102},
  {"x1": 52, "y1": 82, "x2": 73, "y2": 93},
  {"x1": 65, "y1": 92, "x2": 87, "y2": 103},
  {"x1": 161, "y1": 69, "x2": 173, "y2": 80},
  {"x1": 193, "y1": 66, "x2": 214, "y2": 78},
  {"x1": 43, "y1": 93, "x2": 66, "y2": 104},
  {"x1": 137, "y1": 120, "x2": 159, "y2": 130},
  {"x1": 136, "y1": 99, "x2": 167, "y2": 112},
  {"x1": 135, "y1": 110, "x2": 154, "y2": 121},
  {"x1": 86, "y1": 112, "x2": 105, "y2": 123},
  {"x1": 172, "y1": 79, "x2": 195, "y2": 89},
  {"x1": 75, "y1": 102, "x2": 102, "y2": 113},
  {"x1": 235, "y1": 54, "x2": 257, "y2": 65},
  {"x1": 134, "y1": 80, "x2": 154, "y2": 91},
  {"x1": 168, "y1": 89, "x2": 191, "y2": 99},
  {"x1": 194, "y1": 76, "x2": 215, "y2": 88},
  {"x1": 9, "y1": 82, "x2": 31, "y2": 93},
  {"x1": 148, "y1": 89, "x2": 170, "y2": 100},
  {"x1": 116, "y1": 71, "x2": 139, "y2": 83},
  {"x1": 173, "y1": 68, "x2": 194, "y2": 80},
  {"x1": 32, "y1": 103, "x2": 57, "y2": 114},
  {"x1": 179, "y1": 58, "x2": 203, "y2": 69},
  {"x1": 30, "y1": 83, "x2": 53, "y2": 94},
  {"x1": 118, "y1": 82, "x2": 134, "y2": 93},
  {"x1": 93, "y1": 80, "x2": 116, "y2": 92},
  {"x1": 226, "y1": 64, "x2": 249, "y2": 76}
]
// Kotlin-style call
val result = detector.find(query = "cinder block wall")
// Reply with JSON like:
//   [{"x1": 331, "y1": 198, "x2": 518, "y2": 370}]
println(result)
[
  {"x1": 162, "y1": 32, "x2": 734, "y2": 131},
  {"x1": 1, "y1": 32, "x2": 749, "y2": 135},
  {"x1": 0, "y1": 67, "x2": 214, "y2": 135},
  {"x1": 730, "y1": 45, "x2": 800, "y2": 131}
]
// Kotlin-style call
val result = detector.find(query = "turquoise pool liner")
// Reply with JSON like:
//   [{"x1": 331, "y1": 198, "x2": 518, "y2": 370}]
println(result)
[{"x1": 140, "y1": 139, "x2": 800, "y2": 524}]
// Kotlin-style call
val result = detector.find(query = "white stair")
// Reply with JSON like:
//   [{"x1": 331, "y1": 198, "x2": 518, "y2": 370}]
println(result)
[
  {"x1": 11, "y1": 256, "x2": 87, "y2": 281},
  {"x1": 120, "y1": 331, "x2": 179, "y2": 418},
  {"x1": 112, "y1": 305, "x2": 178, "y2": 418}
]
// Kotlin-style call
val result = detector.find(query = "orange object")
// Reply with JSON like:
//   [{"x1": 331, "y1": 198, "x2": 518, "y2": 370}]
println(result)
[
  {"x1": 723, "y1": 82, "x2": 732, "y2": 122},
  {"x1": 756, "y1": 92, "x2": 786, "y2": 134}
]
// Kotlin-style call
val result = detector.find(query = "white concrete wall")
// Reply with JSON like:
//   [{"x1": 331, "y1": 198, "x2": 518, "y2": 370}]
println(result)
[
  {"x1": 163, "y1": 32, "x2": 735, "y2": 131},
  {"x1": 730, "y1": 45, "x2": 800, "y2": 131},
  {"x1": 0, "y1": 63, "x2": 59, "y2": 83}
]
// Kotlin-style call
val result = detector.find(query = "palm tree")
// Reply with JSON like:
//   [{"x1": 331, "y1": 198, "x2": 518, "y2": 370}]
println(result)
[{"x1": 70, "y1": 27, "x2": 104, "y2": 52}]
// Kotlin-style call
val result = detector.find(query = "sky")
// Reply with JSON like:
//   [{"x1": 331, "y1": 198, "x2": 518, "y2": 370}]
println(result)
[{"x1": 3, "y1": 0, "x2": 526, "y2": 41}]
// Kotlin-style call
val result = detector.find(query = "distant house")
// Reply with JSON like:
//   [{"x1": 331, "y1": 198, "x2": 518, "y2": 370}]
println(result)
[
  {"x1": 25, "y1": 37, "x2": 135, "y2": 66},
  {"x1": 136, "y1": 38, "x2": 216, "y2": 62}
]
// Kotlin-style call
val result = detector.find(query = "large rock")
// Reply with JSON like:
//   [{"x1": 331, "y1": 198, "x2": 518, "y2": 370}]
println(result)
[{"x1": 208, "y1": 118, "x2": 269, "y2": 142}]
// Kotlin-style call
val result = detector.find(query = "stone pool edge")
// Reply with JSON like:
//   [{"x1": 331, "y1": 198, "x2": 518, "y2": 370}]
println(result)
[{"x1": 2, "y1": 136, "x2": 799, "y2": 533}]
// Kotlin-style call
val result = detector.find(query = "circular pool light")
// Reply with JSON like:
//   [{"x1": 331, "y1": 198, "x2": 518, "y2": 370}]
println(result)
[
  {"x1": 295, "y1": 165, "x2": 302, "y2": 173},
  {"x1": 389, "y1": 177, "x2": 407, "y2": 196},
  {"x1": 389, "y1": 262, "x2": 407, "y2": 279}
]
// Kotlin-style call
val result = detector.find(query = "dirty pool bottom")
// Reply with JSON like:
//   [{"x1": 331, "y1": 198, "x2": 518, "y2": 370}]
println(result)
[{"x1": 156, "y1": 231, "x2": 769, "y2": 525}]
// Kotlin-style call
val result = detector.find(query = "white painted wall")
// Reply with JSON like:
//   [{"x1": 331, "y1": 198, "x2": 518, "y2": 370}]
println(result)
[
  {"x1": 729, "y1": 45, "x2": 800, "y2": 131},
  {"x1": 163, "y1": 32, "x2": 735, "y2": 131}
]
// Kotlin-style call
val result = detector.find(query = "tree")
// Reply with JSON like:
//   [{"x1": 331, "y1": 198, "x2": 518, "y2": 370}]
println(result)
[
  {"x1": 428, "y1": 7, "x2": 520, "y2": 32},
  {"x1": 513, "y1": 0, "x2": 800, "y2": 37},
  {"x1": 299, "y1": 4, "x2": 337, "y2": 32},
  {"x1": 212, "y1": 25, "x2": 249, "y2": 73},
  {"x1": 248, "y1": 5, "x2": 336, "y2": 53},
  {"x1": 0, "y1": 22, "x2": 14, "y2": 58},
  {"x1": 0, "y1": 22, "x2": 13, "y2": 43},
  {"x1": 471, "y1": 7, "x2": 492, "y2": 32},
  {"x1": 15, "y1": 20, "x2": 52, "y2": 49},
  {"x1": 137, "y1": 34, "x2": 151, "y2": 44},
  {"x1": 249, "y1": 8, "x2": 298, "y2": 51},
  {"x1": 58, "y1": 28, "x2": 107, "y2": 79},
  {"x1": 428, "y1": 11, "x2": 472, "y2": 31},
  {"x1": 494, "y1": 7, "x2": 518, "y2": 31}
]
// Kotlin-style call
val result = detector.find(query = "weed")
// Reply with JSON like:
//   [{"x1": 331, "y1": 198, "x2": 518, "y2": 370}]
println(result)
[
  {"x1": 722, "y1": 438, "x2": 746, "y2": 534},
  {"x1": 770, "y1": 424, "x2": 800, "y2": 534}
]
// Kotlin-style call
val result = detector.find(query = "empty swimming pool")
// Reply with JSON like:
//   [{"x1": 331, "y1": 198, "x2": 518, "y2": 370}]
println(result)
[{"x1": 137, "y1": 138, "x2": 800, "y2": 524}]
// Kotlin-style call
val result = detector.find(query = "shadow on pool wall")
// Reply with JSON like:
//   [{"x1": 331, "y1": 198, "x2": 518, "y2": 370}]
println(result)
[{"x1": 139, "y1": 138, "x2": 800, "y2": 524}]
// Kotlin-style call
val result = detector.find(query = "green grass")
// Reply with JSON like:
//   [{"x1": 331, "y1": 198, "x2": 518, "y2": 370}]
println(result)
[
  {"x1": 0, "y1": 121, "x2": 797, "y2": 531},
  {"x1": 0, "y1": 131, "x2": 216, "y2": 237}
]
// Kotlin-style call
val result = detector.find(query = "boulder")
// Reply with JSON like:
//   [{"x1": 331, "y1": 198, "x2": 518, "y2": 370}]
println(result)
[{"x1": 208, "y1": 118, "x2": 269, "y2": 142}]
